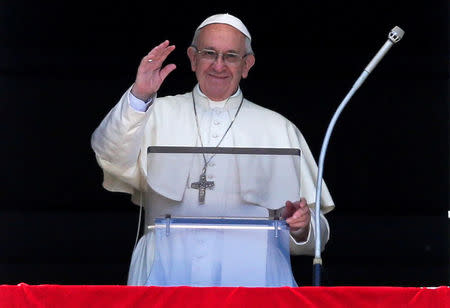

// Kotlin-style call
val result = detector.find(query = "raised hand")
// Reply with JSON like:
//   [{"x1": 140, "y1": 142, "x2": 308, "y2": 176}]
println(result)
[{"x1": 131, "y1": 40, "x2": 177, "y2": 101}]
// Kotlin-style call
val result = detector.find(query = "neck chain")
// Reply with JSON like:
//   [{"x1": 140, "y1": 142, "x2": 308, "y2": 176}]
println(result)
[{"x1": 190, "y1": 91, "x2": 244, "y2": 203}]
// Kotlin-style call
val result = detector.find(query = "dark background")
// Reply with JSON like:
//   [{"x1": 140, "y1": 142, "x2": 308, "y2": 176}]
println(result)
[{"x1": 1, "y1": 1, "x2": 448, "y2": 286}]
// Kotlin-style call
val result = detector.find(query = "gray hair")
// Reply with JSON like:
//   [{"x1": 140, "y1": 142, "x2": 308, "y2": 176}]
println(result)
[{"x1": 191, "y1": 27, "x2": 254, "y2": 55}]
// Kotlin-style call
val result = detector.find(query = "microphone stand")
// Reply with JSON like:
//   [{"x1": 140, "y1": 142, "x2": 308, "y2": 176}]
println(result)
[{"x1": 312, "y1": 26, "x2": 404, "y2": 286}]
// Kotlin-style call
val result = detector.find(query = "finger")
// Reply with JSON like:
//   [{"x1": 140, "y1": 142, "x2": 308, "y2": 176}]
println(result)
[
  {"x1": 144, "y1": 47, "x2": 175, "y2": 71},
  {"x1": 159, "y1": 64, "x2": 177, "y2": 82},
  {"x1": 286, "y1": 212, "x2": 311, "y2": 227},
  {"x1": 293, "y1": 205, "x2": 310, "y2": 219},
  {"x1": 285, "y1": 200, "x2": 293, "y2": 208},
  {"x1": 146, "y1": 40, "x2": 170, "y2": 56},
  {"x1": 296, "y1": 198, "x2": 309, "y2": 213},
  {"x1": 282, "y1": 201, "x2": 295, "y2": 219},
  {"x1": 289, "y1": 200, "x2": 302, "y2": 209},
  {"x1": 286, "y1": 218, "x2": 309, "y2": 229},
  {"x1": 283, "y1": 199, "x2": 305, "y2": 219},
  {"x1": 299, "y1": 197, "x2": 307, "y2": 206},
  {"x1": 292, "y1": 209, "x2": 305, "y2": 219},
  {"x1": 149, "y1": 46, "x2": 175, "y2": 62},
  {"x1": 160, "y1": 44, "x2": 176, "y2": 57},
  {"x1": 287, "y1": 217, "x2": 309, "y2": 225},
  {"x1": 147, "y1": 41, "x2": 175, "y2": 61}
]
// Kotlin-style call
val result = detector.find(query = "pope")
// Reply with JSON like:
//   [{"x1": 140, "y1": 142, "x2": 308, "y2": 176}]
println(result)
[{"x1": 91, "y1": 13, "x2": 335, "y2": 286}]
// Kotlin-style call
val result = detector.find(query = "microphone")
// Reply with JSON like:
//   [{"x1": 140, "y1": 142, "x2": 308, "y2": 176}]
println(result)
[
  {"x1": 353, "y1": 26, "x2": 405, "y2": 90},
  {"x1": 364, "y1": 26, "x2": 405, "y2": 74},
  {"x1": 312, "y1": 26, "x2": 405, "y2": 286}
]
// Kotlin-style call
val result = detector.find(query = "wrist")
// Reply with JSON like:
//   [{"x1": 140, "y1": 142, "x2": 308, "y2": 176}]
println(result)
[{"x1": 131, "y1": 85, "x2": 153, "y2": 102}]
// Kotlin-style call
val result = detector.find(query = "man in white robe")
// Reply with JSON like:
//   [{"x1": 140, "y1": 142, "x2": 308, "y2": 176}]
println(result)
[{"x1": 91, "y1": 13, "x2": 335, "y2": 286}]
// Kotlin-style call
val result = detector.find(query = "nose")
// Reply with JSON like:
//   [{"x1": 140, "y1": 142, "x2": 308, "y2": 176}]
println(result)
[{"x1": 212, "y1": 54, "x2": 226, "y2": 70}]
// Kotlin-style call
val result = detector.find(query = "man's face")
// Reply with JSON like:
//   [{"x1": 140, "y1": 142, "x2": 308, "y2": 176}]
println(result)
[{"x1": 187, "y1": 24, "x2": 255, "y2": 101}]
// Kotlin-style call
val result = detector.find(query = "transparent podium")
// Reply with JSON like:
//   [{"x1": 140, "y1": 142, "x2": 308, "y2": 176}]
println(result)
[{"x1": 144, "y1": 146, "x2": 302, "y2": 287}]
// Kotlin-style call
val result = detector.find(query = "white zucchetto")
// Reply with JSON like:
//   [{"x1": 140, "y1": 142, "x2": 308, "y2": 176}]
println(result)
[{"x1": 196, "y1": 13, "x2": 251, "y2": 40}]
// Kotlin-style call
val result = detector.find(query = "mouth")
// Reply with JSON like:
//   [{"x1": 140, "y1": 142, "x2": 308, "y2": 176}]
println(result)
[{"x1": 208, "y1": 73, "x2": 230, "y2": 80}]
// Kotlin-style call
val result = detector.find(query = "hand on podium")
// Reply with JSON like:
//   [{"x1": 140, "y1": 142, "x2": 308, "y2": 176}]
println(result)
[{"x1": 282, "y1": 197, "x2": 311, "y2": 242}]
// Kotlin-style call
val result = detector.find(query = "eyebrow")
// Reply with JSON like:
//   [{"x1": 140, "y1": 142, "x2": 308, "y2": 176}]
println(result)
[{"x1": 202, "y1": 46, "x2": 241, "y2": 54}]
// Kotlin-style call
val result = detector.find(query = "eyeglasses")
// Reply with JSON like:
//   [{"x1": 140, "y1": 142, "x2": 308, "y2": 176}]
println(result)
[{"x1": 193, "y1": 47, "x2": 247, "y2": 65}]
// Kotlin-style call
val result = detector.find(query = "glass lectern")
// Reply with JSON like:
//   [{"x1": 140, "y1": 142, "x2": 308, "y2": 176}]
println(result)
[{"x1": 144, "y1": 146, "x2": 302, "y2": 287}]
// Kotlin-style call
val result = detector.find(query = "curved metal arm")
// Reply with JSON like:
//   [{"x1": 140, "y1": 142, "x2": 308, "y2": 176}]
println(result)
[
  {"x1": 312, "y1": 71, "x2": 369, "y2": 286},
  {"x1": 311, "y1": 26, "x2": 404, "y2": 286}
]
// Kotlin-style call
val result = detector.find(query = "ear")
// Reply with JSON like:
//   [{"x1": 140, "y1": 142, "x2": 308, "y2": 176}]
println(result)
[
  {"x1": 241, "y1": 54, "x2": 255, "y2": 79},
  {"x1": 187, "y1": 46, "x2": 197, "y2": 72}
]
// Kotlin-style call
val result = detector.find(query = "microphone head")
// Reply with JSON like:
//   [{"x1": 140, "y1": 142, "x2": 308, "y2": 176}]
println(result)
[{"x1": 388, "y1": 26, "x2": 405, "y2": 43}]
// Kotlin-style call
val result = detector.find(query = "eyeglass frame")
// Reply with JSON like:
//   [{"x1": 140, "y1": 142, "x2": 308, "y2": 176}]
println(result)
[{"x1": 190, "y1": 45, "x2": 249, "y2": 65}]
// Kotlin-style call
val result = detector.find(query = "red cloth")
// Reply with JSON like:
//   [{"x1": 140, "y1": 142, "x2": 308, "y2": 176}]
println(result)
[{"x1": 0, "y1": 284, "x2": 448, "y2": 308}]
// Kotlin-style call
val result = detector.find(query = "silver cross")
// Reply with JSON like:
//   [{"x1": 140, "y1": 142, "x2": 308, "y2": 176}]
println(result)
[{"x1": 191, "y1": 171, "x2": 215, "y2": 203}]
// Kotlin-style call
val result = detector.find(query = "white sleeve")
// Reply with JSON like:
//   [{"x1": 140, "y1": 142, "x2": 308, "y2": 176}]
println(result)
[
  {"x1": 91, "y1": 87, "x2": 154, "y2": 193},
  {"x1": 289, "y1": 210, "x2": 330, "y2": 256}
]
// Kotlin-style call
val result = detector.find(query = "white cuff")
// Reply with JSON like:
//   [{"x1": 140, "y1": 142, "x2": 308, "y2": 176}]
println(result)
[
  {"x1": 289, "y1": 222, "x2": 312, "y2": 245},
  {"x1": 128, "y1": 91, "x2": 154, "y2": 112}
]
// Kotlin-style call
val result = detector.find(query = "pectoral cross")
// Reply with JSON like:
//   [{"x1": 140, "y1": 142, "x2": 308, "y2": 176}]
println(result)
[{"x1": 191, "y1": 170, "x2": 215, "y2": 203}]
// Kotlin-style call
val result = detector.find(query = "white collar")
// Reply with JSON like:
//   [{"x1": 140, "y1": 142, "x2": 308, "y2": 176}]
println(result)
[{"x1": 194, "y1": 84, "x2": 242, "y2": 110}]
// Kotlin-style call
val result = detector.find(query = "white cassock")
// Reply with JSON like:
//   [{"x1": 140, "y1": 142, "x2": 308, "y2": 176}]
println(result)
[{"x1": 91, "y1": 84, "x2": 335, "y2": 286}]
